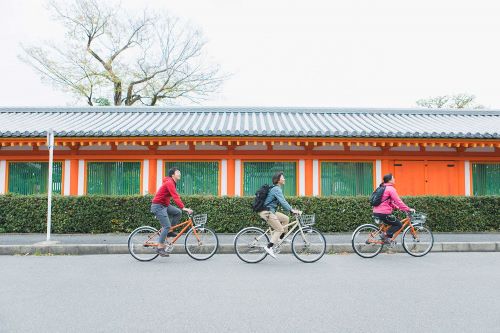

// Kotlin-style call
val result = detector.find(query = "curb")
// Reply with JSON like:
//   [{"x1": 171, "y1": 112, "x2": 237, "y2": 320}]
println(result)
[{"x1": 1, "y1": 242, "x2": 499, "y2": 255}]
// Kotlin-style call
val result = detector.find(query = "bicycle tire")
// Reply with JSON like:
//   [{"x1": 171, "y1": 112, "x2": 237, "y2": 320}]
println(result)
[
  {"x1": 184, "y1": 226, "x2": 219, "y2": 260},
  {"x1": 128, "y1": 226, "x2": 160, "y2": 262},
  {"x1": 351, "y1": 224, "x2": 384, "y2": 258},
  {"x1": 291, "y1": 227, "x2": 326, "y2": 263},
  {"x1": 402, "y1": 224, "x2": 434, "y2": 257},
  {"x1": 234, "y1": 227, "x2": 269, "y2": 263}
]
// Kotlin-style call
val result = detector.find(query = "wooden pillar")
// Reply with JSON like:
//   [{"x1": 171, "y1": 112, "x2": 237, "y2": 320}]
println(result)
[
  {"x1": 226, "y1": 158, "x2": 235, "y2": 196},
  {"x1": 149, "y1": 158, "x2": 158, "y2": 194},
  {"x1": 305, "y1": 159, "x2": 313, "y2": 196},
  {"x1": 69, "y1": 158, "x2": 79, "y2": 195}
]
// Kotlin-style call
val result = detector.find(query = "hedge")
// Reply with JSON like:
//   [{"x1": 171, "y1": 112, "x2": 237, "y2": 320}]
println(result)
[{"x1": 0, "y1": 194, "x2": 498, "y2": 233}]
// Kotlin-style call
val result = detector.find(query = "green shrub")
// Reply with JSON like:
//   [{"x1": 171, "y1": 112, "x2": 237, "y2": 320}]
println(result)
[{"x1": 0, "y1": 194, "x2": 498, "y2": 233}]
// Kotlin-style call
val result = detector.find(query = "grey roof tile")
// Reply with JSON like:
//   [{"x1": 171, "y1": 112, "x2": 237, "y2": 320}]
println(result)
[{"x1": 0, "y1": 106, "x2": 499, "y2": 139}]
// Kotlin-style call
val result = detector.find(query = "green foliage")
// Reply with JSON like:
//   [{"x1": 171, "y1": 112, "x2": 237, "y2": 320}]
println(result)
[{"x1": 0, "y1": 194, "x2": 498, "y2": 233}]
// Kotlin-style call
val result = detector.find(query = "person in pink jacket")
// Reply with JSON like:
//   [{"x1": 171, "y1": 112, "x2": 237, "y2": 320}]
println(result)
[{"x1": 373, "y1": 173, "x2": 415, "y2": 243}]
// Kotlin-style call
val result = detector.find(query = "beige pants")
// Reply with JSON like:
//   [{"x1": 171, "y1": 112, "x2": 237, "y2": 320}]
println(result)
[{"x1": 259, "y1": 211, "x2": 289, "y2": 244}]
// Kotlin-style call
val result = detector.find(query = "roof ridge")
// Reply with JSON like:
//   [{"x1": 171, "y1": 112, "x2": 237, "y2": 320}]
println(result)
[{"x1": 0, "y1": 106, "x2": 499, "y2": 116}]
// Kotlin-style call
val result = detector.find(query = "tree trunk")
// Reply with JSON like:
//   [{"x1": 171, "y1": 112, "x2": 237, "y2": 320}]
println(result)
[{"x1": 114, "y1": 82, "x2": 122, "y2": 106}]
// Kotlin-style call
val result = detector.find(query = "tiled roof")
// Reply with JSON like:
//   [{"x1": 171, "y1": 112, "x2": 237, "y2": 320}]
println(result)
[{"x1": 0, "y1": 107, "x2": 499, "y2": 139}]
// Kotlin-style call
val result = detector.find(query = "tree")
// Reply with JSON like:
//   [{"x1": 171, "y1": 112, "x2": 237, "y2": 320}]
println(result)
[
  {"x1": 416, "y1": 93, "x2": 485, "y2": 109},
  {"x1": 20, "y1": 0, "x2": 224, "y2": 106}
]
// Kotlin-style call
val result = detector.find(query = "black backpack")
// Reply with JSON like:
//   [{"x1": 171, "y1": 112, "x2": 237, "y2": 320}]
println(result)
[
  {"x1": 370, "y1": 185, "x2": 389, "y2": 207},
  {"x1": 252, "y1": 184, "x2": 274, "y2": 212}
]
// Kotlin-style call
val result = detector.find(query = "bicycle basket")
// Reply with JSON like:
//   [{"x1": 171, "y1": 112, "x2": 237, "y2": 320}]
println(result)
[
  {"x1": 193, "y1": 214, "x2": 208, "y2": 226},
  {"x1": 411, "y1": 213, "x2": 427, "y2": 224},
  {"x1": 299, "y1": 214, "x2": 315, "y2": 227}
]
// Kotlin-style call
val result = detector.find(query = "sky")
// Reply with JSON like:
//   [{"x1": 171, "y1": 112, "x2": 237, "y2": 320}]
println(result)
[{"x1": 1, "y1": 0, "x2": 499, "y2": 108}]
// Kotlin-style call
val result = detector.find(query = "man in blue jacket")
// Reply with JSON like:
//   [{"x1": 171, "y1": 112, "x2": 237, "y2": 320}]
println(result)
[{"x1": 259, "y1": 172, "x2": 301, "y2": 259}]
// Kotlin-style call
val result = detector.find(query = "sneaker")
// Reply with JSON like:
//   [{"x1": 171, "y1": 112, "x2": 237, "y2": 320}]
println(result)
[
  {"x1": 165, "y1": 243, "x2": 174, "y2": 253},
  {"x1": 264, "y1": 246, "x2": 277, "y2": 259},
  {"x1": 155, "y1": 248, "x2": 169, "y2": 257},
  {"x1": 379, "y1": 233, "x2": 392, "y2": 244}
]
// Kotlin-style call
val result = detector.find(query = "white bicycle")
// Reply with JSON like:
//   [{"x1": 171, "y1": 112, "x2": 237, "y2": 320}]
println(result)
[{"x1": 234, "y1": 213, "x2": 326, "y2": 263}]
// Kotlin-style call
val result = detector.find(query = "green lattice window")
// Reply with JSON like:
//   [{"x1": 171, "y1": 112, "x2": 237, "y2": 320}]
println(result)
[
  {"x1": 243, "y1": 162, "x2": 297, "y2": 196},
  {"x1": 472, "y1": 163, "x2": 500, "y2": 196},
  {"x1": 164, "y1": 161, "x2": 219, "y2": 195},
  {"x1": 86, "y1": 162, "x2": 141, "y2": 195},
  {"x1": 8, "y1": 162, "x2": 63, "y2": 195},
  {"x1": 321, "y1": 162, "x2": 373, "y2": 196}
]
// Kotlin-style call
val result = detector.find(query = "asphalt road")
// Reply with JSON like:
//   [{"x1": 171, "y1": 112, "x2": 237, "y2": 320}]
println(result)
[{"x1": 1, "y1": 253, "x2": 499, "y2": 333}]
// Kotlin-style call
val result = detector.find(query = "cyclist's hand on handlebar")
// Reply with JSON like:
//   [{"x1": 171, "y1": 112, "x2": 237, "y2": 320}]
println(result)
[
  {"x1": 409, "y1": 208, "x2": 416, "y2": 214},
  {"x1": 183, "y1": 208, "x2": 193, "y2": 215},
  {"x1": 291, "y1": 209, "x2": 302, "y2": 215}
]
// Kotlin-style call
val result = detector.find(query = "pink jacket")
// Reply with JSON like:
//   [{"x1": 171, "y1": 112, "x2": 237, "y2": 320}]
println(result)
[{"x1": 372, "y1": 183, "x2": 410, "y2": 214}]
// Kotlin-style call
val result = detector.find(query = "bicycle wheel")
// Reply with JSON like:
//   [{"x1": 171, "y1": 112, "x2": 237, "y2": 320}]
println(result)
[
  {"x1": 234, "y1": 227, "x2": 269, "y2": 263},
  {"x1": 291, "y1": 228, "x2": 326, "y2": 263},
  {"x1": 128, "y1": 226, "x2": 160, "y2": 262},
  {"x1": 184, "y1": 226, "x2": 219, "y2": 260},
  {"x1": 402, "y1": 224, "x2": 434, "y2": 257},
  {"x1": 351, "y1": 224, "x2": 384, "y2": 258}
]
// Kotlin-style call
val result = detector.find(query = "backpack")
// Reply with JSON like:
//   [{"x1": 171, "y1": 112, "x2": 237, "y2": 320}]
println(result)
[
  {"x1": 252, "y1": 184, "x2": 275, "y2": 212},
  {"x1": 370, "y1": 185, "x2": 389, "y2": 207}
]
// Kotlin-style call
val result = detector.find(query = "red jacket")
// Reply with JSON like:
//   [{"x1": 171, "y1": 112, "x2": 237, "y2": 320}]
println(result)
[
  {"x1": 372, "y1": 183, "x2": 410, "y2": 214},
  {"x1": 152, "y1": 177, "x2": 185, "y2": 209}
]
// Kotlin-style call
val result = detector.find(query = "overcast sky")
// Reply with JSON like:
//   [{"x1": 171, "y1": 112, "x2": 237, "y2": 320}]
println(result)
[{"x1": 1, "y1": 0, "x2": 499, "y2": 108}]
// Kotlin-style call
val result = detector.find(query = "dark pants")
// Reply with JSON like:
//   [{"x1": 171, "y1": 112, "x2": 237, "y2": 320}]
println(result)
[
  {"x1": 373, "y1": 213, "x2": 402, "y2": 237},
  {"x1": 150, "y1": 204, "x2": 182, "y2": 244}
]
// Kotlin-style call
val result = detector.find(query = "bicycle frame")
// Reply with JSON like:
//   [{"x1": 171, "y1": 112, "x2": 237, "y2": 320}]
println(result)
[
  {"x1": 370, "y1": 215, "x2": 416, "y2": 245},
  {"x1": 144, "y1": 216, "x2": 202, "y2": 247},
  {"x1": 260, "y1": 215, "x2": 310, "y2": 247}
]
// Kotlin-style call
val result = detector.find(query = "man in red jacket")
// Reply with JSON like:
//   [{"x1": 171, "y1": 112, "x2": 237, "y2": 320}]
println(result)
[{"x1": 151, "y1": 167, "x2": 193, "y2": 257}]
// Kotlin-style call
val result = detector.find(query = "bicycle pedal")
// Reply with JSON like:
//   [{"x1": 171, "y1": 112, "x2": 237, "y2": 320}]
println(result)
[{"x1": 165, "y1": 244, "x2": 174, "y2": 253}]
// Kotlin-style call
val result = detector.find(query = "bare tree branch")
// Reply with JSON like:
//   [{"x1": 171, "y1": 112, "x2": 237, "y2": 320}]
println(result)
[
  {"x1": 20, "y1": 0, "x2": 225, "y2": 106},
  {"x1": 416, "y1": 94, "x2": 485, "y2": 109}
]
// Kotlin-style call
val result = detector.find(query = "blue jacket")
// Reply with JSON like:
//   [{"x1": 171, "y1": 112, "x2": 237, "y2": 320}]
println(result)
[{"x1": 263, "y1": 185, "x2": 293, "y2": 213}]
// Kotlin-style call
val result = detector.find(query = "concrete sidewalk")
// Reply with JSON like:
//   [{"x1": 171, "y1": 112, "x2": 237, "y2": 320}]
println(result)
[{"x1": 1, "y1": 232, "x2": 500, "y2": 255}]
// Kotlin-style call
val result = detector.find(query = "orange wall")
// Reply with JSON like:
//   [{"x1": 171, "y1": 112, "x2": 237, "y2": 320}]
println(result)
[{"x1": 2, "y1": 143, "x2": 499, "y2": 196}]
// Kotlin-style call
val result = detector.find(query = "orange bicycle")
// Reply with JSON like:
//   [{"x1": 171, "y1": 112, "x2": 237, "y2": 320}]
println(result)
[
  {"x1": 351, "y1": 211, "x2": 433, "y2": 258},
  {"x1": 128, "y1": 213, "x2": 218, "y2": 262}
]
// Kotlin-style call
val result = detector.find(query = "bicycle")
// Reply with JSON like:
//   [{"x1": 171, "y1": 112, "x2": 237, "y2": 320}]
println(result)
[
  {"x1": 128, "y1": 213, "x2": 218, "y2": 262},
  {"x1": 351, "y1": 211, "x2": 433, "y2": 258},
  {"x1": 234, "y1": 213, "x2": 326, "y2": 263}
]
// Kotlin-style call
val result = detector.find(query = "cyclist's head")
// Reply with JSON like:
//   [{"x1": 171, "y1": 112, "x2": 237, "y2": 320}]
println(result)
[
  {"x1": 383, "y1": 173, "x2": 394, "y2": 184},
  {"x1": 272, "y1": 171, "x2": 285, "y2": 185},
  {"x1": 168, "y1": 167, "x2": 181, "y2": 180}
]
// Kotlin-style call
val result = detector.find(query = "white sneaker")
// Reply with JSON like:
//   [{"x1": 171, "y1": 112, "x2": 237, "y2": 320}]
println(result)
[
  {"x1": 264, "y1": 245, "x2": 277, "y2": 259},
  {"x1": 165, "y1": 243, "x2": 174, "y2": 253}
]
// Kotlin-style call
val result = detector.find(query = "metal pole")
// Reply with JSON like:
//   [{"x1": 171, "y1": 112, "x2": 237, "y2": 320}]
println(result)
[{"x1": 46, "y1": 129, "x2": 54, "y2": 241}]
